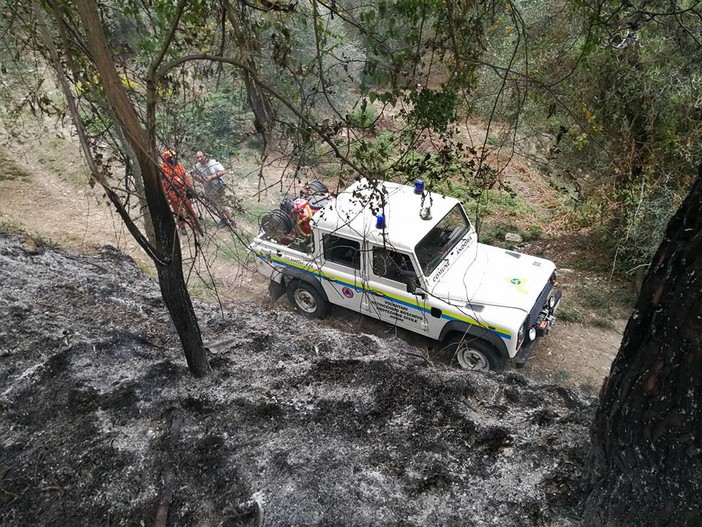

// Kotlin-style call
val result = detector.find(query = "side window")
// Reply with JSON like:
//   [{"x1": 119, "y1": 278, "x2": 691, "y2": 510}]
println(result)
[
  {"x1": 323, "y1": 234, "x2": 361, "y2": 270},
  {"x1": 373, "y1": 248, "x2": 417, "y2": 284}
]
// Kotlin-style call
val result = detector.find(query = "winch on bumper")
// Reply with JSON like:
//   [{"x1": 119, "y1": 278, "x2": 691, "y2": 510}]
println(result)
[{"x1": 514, "y1": 287, "x2": 562, "y2": 368}]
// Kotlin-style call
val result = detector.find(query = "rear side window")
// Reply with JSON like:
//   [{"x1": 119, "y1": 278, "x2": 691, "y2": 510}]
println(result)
[{"x1": 323, "y1": 234, "x2": 361, "y2": 270}]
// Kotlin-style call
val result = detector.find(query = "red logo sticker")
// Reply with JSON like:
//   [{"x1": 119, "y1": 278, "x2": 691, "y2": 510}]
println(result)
[{"x1": 342, "y1": 287, "x2": 354, "y2": 299}]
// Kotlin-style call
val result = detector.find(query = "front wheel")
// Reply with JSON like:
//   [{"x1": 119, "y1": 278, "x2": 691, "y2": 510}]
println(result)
[
  {"x1": 438, "y1": 336, "x2": 505, "y2": 372},
  {"x1": 286, "y1": 279, "x2": 330, "y2": 319}
]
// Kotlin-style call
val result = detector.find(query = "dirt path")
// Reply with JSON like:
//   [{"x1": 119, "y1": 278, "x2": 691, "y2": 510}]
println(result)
[
  {"x1": 0, "y1": 134, "x2": 143, "y2": 260},
  {"x1": 0, "y1": 125, "x2": 625, "y2": 394}
]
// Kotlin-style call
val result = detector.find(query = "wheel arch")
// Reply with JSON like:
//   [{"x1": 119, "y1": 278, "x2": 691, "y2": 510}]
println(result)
[
  {"x1": 439, "y1": 321, "x2": 509, "y2": 360},
  {"x1": 281, "y1": 269, "x2": 328, "y2": 301}
]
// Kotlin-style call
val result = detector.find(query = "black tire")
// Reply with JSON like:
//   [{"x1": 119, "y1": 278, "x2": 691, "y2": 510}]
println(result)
[
  {"x1": 285, "y1": 279, "x2": 330, "y2": 318},
  {"x1": 438, "y1": 335, "x2": 505, "y2": 372}
]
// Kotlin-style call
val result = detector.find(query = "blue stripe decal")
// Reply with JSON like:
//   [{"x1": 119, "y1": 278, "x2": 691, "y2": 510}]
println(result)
[{"x1": 257, "y1": 253, "x2": 511, "y2": 340}]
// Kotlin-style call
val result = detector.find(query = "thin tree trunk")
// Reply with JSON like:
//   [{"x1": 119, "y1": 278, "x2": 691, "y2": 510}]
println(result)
[
  {"x1": 585, "y1": 171, "x2": 702, "y2": 525},
  {"x1": 117, "y1": 126, "x2": 157, "y2": 245},
  {"x1": 74, "y1": 0, "x2": 209, "y2": 377}
]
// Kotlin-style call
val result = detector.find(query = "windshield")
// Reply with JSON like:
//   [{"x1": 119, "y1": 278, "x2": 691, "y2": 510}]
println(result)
[{"x1": 415, "y1": 204, "x2": 471, "y2": 276}]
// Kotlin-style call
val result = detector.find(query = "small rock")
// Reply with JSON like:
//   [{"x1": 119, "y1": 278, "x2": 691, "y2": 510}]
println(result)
[
  {"x1": 504, "y1": 232, "x2": 523, "y2": 243},
  {"x1": 20, "y1": 235, "x2": 40, "y2": 255}
]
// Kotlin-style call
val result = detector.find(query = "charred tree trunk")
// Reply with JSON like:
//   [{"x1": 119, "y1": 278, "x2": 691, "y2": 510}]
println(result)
[
  {"x1": 74, "y1": 0, "x2": 210, "y2": 377},
  {"x1": 584, "y1": 171, "x2": 702, "y2": 525},
  {"x1": 156, "y1": 253, "x2": 209, "y2": 376}
]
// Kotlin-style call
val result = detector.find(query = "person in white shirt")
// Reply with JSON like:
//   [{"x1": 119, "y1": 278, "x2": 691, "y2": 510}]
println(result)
[{"x1": 192, "y1": 151, "x2": 233, "y2": 227}]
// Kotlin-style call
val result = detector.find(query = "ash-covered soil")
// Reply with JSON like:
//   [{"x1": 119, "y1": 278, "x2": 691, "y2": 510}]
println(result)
[{"x1": 0, "y1": 231, "x2": 595, "y2": 526}]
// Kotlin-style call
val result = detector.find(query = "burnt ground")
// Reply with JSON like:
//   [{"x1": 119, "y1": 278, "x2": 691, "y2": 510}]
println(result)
[{"x1": 0, "y1": 231, "x2": 595, "y2": 526}]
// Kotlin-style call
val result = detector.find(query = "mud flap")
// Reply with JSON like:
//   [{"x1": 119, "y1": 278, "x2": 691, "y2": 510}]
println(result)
[
  {"x1": 268, "y1": 280, "x2": 285, "y2": 302},
  {"x1": 514, "y1": 338, "x2": 537, "y2": 368}
]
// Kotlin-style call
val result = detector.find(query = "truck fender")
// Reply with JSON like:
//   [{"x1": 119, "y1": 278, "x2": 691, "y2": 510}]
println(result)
[
  {"x1": 280, "y1": 268, "x2": 328, "y2": 300},
  {"x1": 438, "y1": 321, "x2": 509, "y2": 360}
]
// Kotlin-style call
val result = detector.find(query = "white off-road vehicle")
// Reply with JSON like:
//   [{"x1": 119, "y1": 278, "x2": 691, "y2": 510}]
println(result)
[{"x1": 250, "y1": 179, "x2": 561, "y2": 371}]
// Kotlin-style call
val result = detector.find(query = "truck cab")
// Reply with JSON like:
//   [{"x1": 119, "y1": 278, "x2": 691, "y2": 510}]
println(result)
[{"x1": 250, "y1": 179, "x2": 561, "y2": 371}]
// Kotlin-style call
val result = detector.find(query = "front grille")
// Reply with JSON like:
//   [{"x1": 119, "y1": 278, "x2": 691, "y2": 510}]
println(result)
[{"x1": 527, "y1": 279, "x2": 554, "y2": 328}]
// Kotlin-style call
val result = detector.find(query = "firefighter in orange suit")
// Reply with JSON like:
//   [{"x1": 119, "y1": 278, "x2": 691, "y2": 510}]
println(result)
[{"x1": 160, "y1": 149, "x2": 202, "y2": 234}]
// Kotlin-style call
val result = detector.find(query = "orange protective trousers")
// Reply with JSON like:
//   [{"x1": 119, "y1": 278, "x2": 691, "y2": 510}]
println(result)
[{"x1": 160, "y1": 162, "x2": 199, "y2": 232}]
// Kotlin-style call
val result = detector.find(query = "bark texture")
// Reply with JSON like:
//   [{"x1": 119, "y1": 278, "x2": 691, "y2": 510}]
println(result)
[{"x1": 585, "y1": 172, "x2": 702, "y2": 525}]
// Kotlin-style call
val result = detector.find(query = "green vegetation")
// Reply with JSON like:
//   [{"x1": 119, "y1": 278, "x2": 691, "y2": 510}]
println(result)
[
  {"x1": 31, "y1": 233, "x2": 62, "y2": 251},
  {"x1": 555, "y1": 302, "x2": 585, "y2": 324},
  {"x1": 593, "y1": 318, "x2": 616, "y2": 330},
  {"x1": 554, "y1": 276, "x2": 635, "y2": 329},
  {"x1": 476, "y1": 0, "x2": 701, "y2": 272},
  {"x1": 556, "y1": 370, "x2": 571, "y2": 383},
  {"x1": 165, "y1": 87, "x2": 254, "y2": 161},
  {"x1": 458, "y1": 187, "x2": 537, "y2": 221},
  {"x1": 580, "y1": 288, "x2": 610, "y2": 311},
  {"x1": 579, "y1": 377, "x2": 599, "y2": 395},
  {"x1": 347, "y1": 103, "x2": 376, "y2": 129},
  {"x1": 0, "y1": 218, "x2": 24, "y2": 233}
]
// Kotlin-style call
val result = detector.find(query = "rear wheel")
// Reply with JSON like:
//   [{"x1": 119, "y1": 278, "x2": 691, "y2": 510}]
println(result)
[
  {"x1": 286, "y1": 279, "x2": 330, "y2": 318},
  {"x1": 438, "y1": 335, "x2": 505, "y2": 372}
]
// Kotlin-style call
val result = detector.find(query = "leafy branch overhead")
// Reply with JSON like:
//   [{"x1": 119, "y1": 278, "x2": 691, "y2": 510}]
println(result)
[{"x1": 7, "y1": 1, "x2": 500, "y2": 192}]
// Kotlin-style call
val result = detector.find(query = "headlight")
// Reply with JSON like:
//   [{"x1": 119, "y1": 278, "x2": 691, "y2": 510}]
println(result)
[
  {"x1": 518, "y1": 323, "x2": 526, "y2": 342},
  {"x1": 548, "y1": 295, "x2": 557, "y2": 309},
  {"x1": 529, "y1": 327, "x2": 537, "y2": 341}
]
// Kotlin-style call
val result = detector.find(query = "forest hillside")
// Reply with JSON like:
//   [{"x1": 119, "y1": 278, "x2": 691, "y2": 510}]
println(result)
[{"x1": 3, "y1": 1, "x2": 701, "y2": 523}]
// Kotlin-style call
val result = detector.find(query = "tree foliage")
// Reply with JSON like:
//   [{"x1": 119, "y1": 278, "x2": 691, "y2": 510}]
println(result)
[
  {"x1": 2, "y1": 0, "x2": 700, "y2": 273},
  {"x1": 474, "y1": 0, "x2": 702, "y2": 269}
]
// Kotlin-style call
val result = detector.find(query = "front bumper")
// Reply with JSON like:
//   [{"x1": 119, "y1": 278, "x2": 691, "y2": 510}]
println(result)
[{"x1": 514, "y1": 289, "x2": 562, "y2": 368}]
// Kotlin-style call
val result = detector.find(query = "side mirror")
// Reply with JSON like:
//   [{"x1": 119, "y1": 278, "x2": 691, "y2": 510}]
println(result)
[{"x1": 407, "y1": 281, "x2": 426, "y2": 298}]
